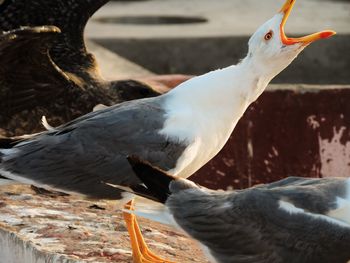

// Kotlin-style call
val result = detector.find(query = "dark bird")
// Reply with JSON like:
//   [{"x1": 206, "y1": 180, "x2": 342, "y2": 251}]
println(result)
[
  {"x1": 121, "y1": 156, "x2": 350, "y2": 263},
  {"x1": 0, "y1": 0, "x2": 188, "y2": 136},
  {"x1": 0, "y1": 0, "x2": 335, "y2": 262}
]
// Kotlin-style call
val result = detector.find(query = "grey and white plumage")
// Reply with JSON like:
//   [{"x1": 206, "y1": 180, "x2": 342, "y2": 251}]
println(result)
[
  {"x1": 0, "y1": 0, "x2": 335, "y2": 202},
  {"x1": 0, "y1": 0, "x2": 161, "y2": 136},
  {"x1": 123, "y1": 157, "x2": 350, "y2": 263},
  {"x1": 0, "y1": 97, "x2": 187, "y2": 199}
]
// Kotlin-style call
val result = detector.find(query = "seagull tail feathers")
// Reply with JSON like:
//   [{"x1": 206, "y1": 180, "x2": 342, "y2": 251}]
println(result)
[
  {"x1": 0, "y1": 136, "x2": 20, "y2": 150},
  {"x1": 0, "y1": 136, "x2": 24, "y2": 182},
  {"x1": 0, "y1": 133, "x2": 37, "y2": 163},
  {"x1": 127, "y1": 155, "x2": 176, "y2": 204},
  {"x1": 107, "y1": 154, "x2": 197, "y2": 207},
  {"x1": 0, "y1": 136, "x2": 21, "y2": 162}
]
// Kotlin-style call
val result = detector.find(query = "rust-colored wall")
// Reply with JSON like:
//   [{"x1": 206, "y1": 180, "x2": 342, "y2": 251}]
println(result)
[{"x1": 190, "y1": 85, "x2": 350, "y2": 190}]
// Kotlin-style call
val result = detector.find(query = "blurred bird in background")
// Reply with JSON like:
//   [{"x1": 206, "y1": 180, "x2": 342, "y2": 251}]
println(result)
[{"x1": 0, "y1": 0, "x2": 191, "y2": 136}]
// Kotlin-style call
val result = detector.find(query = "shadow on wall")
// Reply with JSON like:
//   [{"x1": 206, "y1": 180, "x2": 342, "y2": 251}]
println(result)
[
  {"x1": 95, "y1": 35, "x2": 349, "y2": 84},
  {"x1": 95, "y1": 15, "x2": 208, "y2": 25}
]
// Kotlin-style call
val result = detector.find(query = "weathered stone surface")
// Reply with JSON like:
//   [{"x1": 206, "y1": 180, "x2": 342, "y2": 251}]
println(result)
[{"x1": 0, "y1": 185, "x2": 208, "y2": 263}]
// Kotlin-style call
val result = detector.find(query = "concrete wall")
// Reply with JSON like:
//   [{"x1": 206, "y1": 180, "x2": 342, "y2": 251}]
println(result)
[
  {"x1": 0, "y1": 228, "x2": 76, "y2": 263},
  {"x1": 189, "y1": 85, "x2": 350, "y2": 190},
  {"x1": 94, "y1": 35, "x2": 349, "y2": 84}
]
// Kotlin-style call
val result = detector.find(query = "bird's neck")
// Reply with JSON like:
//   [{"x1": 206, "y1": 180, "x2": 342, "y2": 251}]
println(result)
[
  {"x1": 160, "y1": 56, "x2": 274, "y2": 177},
  {"x1": 165, "y1": 56, "x2": 273, "y2": 123}
]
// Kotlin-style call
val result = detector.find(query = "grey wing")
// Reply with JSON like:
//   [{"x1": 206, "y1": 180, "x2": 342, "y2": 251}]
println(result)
[
  {"x1": 168, "y1": 179, "x2": 350, "y2": 263},
  {"x1": 258, "y1": 178, "x2": 350, "y2": 262},
  {"x1": 253, "y1": 176, "x2": 311, "y2": 189},
  {"x1": 266, "y1": 177, "x2": 349, "y2": 215},
  {"x1": 0, "y1": 0, "x2": 108, "y2": 84},
  {"x1": 251, "y1": 177, "x2": 349, "y2": 215},
  {"x1": 1, "y1": 99, "x2": 188, "y2": 199},
  {"x1": 166, "y1": 190, "x2": 279, "y2": 263},
  {"x1": 0, "y1": 26, "x2": 80, "y2": 119}
]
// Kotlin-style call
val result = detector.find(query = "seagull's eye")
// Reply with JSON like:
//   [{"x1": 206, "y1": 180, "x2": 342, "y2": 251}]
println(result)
[{"x1": 264, "y1": 31, "x2": 273, "y2": 41}]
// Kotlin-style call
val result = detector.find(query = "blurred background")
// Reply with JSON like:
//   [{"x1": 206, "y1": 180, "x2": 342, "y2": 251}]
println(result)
[
  {"x1": 87, "y1": 0, "x2": 349, "y2": 84},
  {"x1": 86, "y1": 0, "x2": 350, "y2": 190}
]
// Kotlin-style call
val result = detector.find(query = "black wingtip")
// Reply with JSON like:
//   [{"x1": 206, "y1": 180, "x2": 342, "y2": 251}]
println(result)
[
  {"x1": 0, "y1": 135, "x2": 21, "y2": 149},
  {"x1": 127, "y1": 154, "x2": 146, "y2": 168},
  {"x1": 127, "y1": 155, "x2": 175, "y2": 203}
]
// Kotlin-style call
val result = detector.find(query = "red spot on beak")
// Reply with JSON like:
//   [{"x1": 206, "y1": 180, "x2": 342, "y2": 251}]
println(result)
[{"x1": 320, "y1": 31, "x2": 336, "y2": 39}]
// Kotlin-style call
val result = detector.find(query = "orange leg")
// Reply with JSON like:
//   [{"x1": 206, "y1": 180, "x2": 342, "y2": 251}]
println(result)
[{"x1": 123, "y1": 199, "x2": 176, "y2": 263}]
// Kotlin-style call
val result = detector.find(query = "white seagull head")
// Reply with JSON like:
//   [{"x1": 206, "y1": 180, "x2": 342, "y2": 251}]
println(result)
[{"x1": 246, "y1": 0, "x2": 336, "y2": 77}]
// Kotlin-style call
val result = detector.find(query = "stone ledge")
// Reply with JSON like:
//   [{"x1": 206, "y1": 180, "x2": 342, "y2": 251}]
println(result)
[{"x1": 0, "y1": 185, "x2": 208, "y2": 263}]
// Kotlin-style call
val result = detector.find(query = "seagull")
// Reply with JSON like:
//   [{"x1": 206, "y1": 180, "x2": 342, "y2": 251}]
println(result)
[
  {"x1": 0, "y1": 0, "x2": 190, "y2": 136},
  {"x1": 0, "y1": 0, "x2": 335, "y2": 262},
  {"x1": 122, "y1": 156, "x2": 350, "y2": 263}
]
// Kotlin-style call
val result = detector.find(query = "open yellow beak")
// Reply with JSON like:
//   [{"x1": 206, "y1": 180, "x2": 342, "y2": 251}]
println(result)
[{"x1": 279, "y1": 0, "x2": 336, "y2": 45}]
